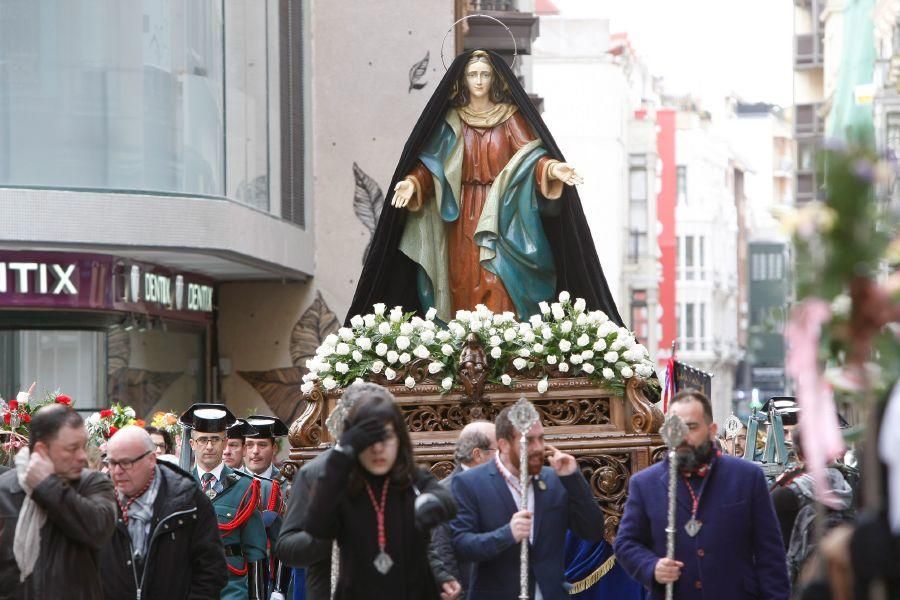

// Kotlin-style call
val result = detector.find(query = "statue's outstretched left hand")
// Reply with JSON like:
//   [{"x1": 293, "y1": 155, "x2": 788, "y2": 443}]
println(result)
[{"x1": 550, "y1": 162, "x2": 584, "y2": 186}]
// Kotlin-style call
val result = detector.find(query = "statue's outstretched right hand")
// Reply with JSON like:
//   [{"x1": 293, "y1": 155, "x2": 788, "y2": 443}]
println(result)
[{"x1": 392, "y1": 178, "x2": 415, "y2": 208}]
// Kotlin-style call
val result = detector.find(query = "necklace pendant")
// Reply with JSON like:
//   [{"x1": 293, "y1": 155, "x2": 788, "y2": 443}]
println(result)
[
  {"x1": 684, "y1": 518, "x2": 702, "y2": 537},
  {"x1": 373, "y1": 551, "x2": 393, "y2": 575}
]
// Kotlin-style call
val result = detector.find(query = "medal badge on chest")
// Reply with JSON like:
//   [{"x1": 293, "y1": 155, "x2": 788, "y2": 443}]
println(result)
[
  {"x1": 684, "y1": 517, "x2": 702, "y2": 537},
  {"x1": 373, "y1": 550, "x2": 394, "y2": 575},
  {"x1": 205, "y1": 488, "x2": 217, "y2": 500},
  {"x1": 365, "y1": 478, "x2": 393, "y2": 575}
]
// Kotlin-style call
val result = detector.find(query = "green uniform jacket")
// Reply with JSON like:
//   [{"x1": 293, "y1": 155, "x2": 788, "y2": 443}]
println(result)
[{"x1": 193, "y1": 464, "x2": 267, "y2": 600}]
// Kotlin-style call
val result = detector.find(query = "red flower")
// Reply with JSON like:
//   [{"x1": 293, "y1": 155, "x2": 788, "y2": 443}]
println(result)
[
  {"x1": 100, "y1": 409, "x2": 114, "y2": 419},
  {"x1": 56, "y1": 394, "x2": 72, "y2": 405},
  {"x1": 107, "y1": 426, "x2": 119, "y2": 437},
  {"x1": 8, "y1": 400, "x2": 17, "y2": 411},
  {"x1": 21, "y1": 413, "x2": 30, "y2": 424},
  {"x1": 3, "y1": 413, "x2": 9, "y2": 425}
]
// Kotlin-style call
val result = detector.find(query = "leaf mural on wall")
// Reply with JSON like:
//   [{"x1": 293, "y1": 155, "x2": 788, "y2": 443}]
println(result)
[
  {"x1": 290, "y1": 291, "x2": 341, "y2": 368},
  {"x1": 239, "y1": 291, "x2": 340, "y2": 426},
  {"x1": 107, "y1": 368, "x2": 183, "y2": 418},
  {"x1": 352, "y1": 162, "x2": 385, "y2": 264},
  {"x1": 409, "y1": 50, "x2": 429, "y2": 92},
  {"x1": 237, "y1": 367, "x2": 307, "y2": 425}
]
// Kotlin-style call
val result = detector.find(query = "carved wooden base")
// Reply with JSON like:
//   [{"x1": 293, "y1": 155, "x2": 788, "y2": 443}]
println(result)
[{"x1": 286, "y1": 376, "x2": 663, "y2": 542}]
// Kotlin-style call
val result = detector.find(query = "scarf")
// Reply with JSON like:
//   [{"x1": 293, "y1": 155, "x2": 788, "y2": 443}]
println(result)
[
  {"x1": 121, "y1": 465, "x2": 161, "y2": 561},
  {"x1": 13, "y1": 448, "x2": 47, "y2": 582},
  {"x1": 456, "y1": 102, "x2": 518, "y2": 128}
]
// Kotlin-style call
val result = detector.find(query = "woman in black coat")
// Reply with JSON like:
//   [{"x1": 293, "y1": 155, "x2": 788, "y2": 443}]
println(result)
[{"x1": 303, "y1": 383, "x2": 457, "y2": 599}]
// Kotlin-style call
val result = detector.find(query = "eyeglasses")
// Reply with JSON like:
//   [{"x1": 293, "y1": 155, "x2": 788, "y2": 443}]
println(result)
[
  {"x1": 152, "y1": 442, "x2": 166, "y2": 451},
  {"x1": 193, "y1": 436, "x2": 224, "y2": 447},
  {"x1": 104, "y1": 449, "x2": 152, "y2": 470}
]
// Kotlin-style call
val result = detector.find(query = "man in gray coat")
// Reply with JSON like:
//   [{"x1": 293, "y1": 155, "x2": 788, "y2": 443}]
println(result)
[{"x1": 0, "y1": 404, "x2": 117, "y2": 599}]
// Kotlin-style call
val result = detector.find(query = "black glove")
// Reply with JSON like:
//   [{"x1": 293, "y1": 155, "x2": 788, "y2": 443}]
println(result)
[
  {"x1": 337, "y1": 417, "x2": 387, "y2": 458},
  {"x1": 414, "y1": 492, "x2": 448, "y2": 531}
]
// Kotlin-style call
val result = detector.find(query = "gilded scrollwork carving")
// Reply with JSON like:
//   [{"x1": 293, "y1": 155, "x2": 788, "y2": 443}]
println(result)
[
  {"x1": 289, "y1": 385, "x2": 326, "y2": 448},
  {"x1": 626, "y1": 377, "x2": 664, "y2": 434},
  {"x1": 398, "y1": 397, "x2": 610, "y2": 432},
  {"x1": 429, "y1": 460, "x2": 456, "y2": 480},
  {"x1": 576, "y1": 453, "x2": 631, "y2": 543}
]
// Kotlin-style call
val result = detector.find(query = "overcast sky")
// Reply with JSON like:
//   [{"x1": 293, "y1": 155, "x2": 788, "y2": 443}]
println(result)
[{"x1": 549, "y1": 0, "x2": 794, "y2": 111}]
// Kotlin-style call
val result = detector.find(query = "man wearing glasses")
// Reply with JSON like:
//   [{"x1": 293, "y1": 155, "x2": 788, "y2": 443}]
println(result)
[
  {"x1": 99, "y1": 425, "x2": 227, "y2": 599},
  {"x1": 181, "y1": 404, "x2": 269, "y2": 600}
]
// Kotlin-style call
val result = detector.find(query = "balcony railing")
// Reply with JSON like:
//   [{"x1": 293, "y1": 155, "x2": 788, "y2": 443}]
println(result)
[{"x1": 795, "y1": 33, "x2": 823, "y2": 69}]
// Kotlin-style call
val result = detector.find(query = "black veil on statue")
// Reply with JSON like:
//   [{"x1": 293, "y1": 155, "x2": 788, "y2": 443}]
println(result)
[{"x1": 346, "y1": 49, "x2": 625, "y2": 328}]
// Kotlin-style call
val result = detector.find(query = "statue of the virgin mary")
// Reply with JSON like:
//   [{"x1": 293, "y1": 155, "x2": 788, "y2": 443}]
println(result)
[{"x1": 347, "y1": 49, "x2": 623, "y2": 326}]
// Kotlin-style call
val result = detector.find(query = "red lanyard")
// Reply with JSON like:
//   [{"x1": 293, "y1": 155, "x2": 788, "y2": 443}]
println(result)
[
  {"x1": 682, "y1": 476, "x2": 701, "y2": 519},
  {"x1": 364, "y1": 479, "x2": 391, "y2": 553},
  {"x1": 495, "y1": 456, "x2": 526, "y2": 502}
]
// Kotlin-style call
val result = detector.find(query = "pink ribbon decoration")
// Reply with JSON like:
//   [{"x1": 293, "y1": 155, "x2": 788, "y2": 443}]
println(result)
[{"x1": 785, "y1": 299, "x2": 846, "y2": 508}]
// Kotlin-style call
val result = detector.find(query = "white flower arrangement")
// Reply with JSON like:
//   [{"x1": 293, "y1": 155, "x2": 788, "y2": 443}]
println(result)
[{"x1": 300, "y1": 292, "x2": 656, "y2": 395}]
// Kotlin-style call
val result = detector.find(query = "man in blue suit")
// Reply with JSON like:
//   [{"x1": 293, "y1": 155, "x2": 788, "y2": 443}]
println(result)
[
  {"x1": 450, "y1": 406, "x2": 605, "y2": 599},
  {"x1": 615, "y1": 389, "x2": 790, "y2": 600}
]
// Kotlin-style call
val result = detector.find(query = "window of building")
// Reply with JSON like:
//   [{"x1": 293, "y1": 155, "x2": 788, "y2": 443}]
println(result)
[
  {"x1": 630, "y1": 289, "x2": 648, "y2": 346},
  {"x1": 684, "y1": 302, "x2": 695, "y2": 351},
  {"x1": 628, "y1": 159, "x2": 648, "y2": 262},
  {"x1": 280, "y1": 0, "x2": 306, "y2": 227},
  {"x1": 677, "y1": 166, "x2": 687, "y2": 204}
]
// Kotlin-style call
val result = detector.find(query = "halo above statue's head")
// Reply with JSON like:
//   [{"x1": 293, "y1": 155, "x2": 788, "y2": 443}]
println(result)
[{"x1": 440, "y1": 14, "x2": 519, "y2": 71}]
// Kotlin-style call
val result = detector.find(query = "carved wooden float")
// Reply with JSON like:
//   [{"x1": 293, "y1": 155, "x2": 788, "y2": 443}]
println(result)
[{"x1": 285, "y1": 374, "x2": 664, "y2": 543}]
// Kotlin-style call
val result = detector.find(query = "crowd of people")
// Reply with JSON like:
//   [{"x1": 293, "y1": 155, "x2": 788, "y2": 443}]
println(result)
[{"x1": 0, "y1": 382, "x2": 865, "y2": 600}]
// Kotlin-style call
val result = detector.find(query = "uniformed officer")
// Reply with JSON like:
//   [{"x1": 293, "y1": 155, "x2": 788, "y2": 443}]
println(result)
[
  {"x1": 245, "y1": 415, "x2": 293, "y2": 599},
  {"x1": 180, "y1": 404, "x2": 269, "y2": 600},
  {"x1": 224, "y1": 419, "x2": 254, "y2": 471}
]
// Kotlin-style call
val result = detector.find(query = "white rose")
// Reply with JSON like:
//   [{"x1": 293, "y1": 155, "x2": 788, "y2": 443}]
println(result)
[
  {"x1": 577, "y1": 334, "x2": 590, "y2": 347},
  {"x1": 570, "y1": 354, "x2": 583, "y2": 365},
  {"x1": 399, "y1": 323, "x2": 414, "y2": 336},
  {"x1": 442, "y1": 377, "x2": 453, "y2": 390},
  {"x1": 323, "y1": 377, "x2": 338, "y2": 390},
  {"x1": 396, "y1": 336, "x2": 411, "y2": 350},
  {"x1": 537, "y1": 378, "x2": 549, "y2": 394},
  {"x1": 385, "y1": 368, "x2": 397, "y2": 381},
  {"x1": 533, "y1": 343, "x2": 545, "y2": 353},
  {"x1": 593, "y1": 339, "x2": 607, "y2": 352},
  {"x1": 413, "y1": 345, "x2": 429, "y2": 359},
  {"x1": 389, "y1": 307, "x2": 403, "y2": 322},
  {"x1": 335, "y1": 362, "x2": 349, "y2": 374},
  {"x1": 560, "y1": 321, "x2": 573, "y2": 334},
  {"x1": 522, "y1": 330, "x2": 536, "y2": 343},
  {"x1": 604, "y1": 351, "x2": 619, "y2": 363},
  {"x1": 317, "y1": 362, "x2": 332, "y2": 373},
  {"x1": 559, "y1": 291, "x2": 571, "y2": 303},
  {"x1": 602, "y1": 367, "x2": 615, "y2": 379},
  {"x1": 399, "y1": 352, "x2": 411, "y2": 364},
  {"x1": 530, "y1": 314, "x2": 543, "y2": 328},
  {"x1": 621, "y1": 366, "x2": 634, "y2": 378},
  {"x1": 442, "y1": 344, "x2": 454, "y2": 356},
  {"x1": 501, "y1": 374, "x2": 512, "y2": 386},
  {"x1": 503, "y1": 328, "x2": 517, "y2": 342},
  {"x1": 491, "y1": 346, "x2": 502, "y2": 359},
  {"x1": 455, "y1": 310, "x2": 471, "y2": 322},
  {"x1": 450, "y1": 323, "x2": 466, "y2": 338},
  {"x1": 559, "y1": 339, "x2": 572, "y2": 352},
  {"x1": 336, "y1": 343, "x2": 350, "y2": 355},
  {"x1": 517, "y1": 348, "x2": 529, "y2": 358},
  {"x1": 574, "y1": 297, "x2": 586, "y2": 313},
  {"x1": 371, "y1": 360, "x2": 385, "y2": 374},
  {"x1": 405, "y1": 376, "x2": 416, "y2": 389},
  {"x1": 350, "y1": 315, "x2": 364, "y2": 328},
  {"x1": 582, "y1": 363, "x2": 596, "y2": 374},
  {"x1": 373, "y1": 303, "x2": 386, "y2": 316},
  {"x1": 339, "y1": 327, "x2": 354, "y2": 341},
  {"x1": 611, "y1": 339, "x2": 624, "y2": 351},
  {"x1": 490, "y1": 335, "x2": 502, "y2": 347},
  {"x1": 16, "y1": 391, "x2": 30, "y2": 405},
  {"x1": 318, "y1": 345, "x2": 334, "y2": 358},
  {"x1": 634, "y1": 344, "x2": 649, "y2": 358},
  {"x1": 437, "y1": 330, "x2": 451, "y2": 342},
  {"x1": 428, "y1": 362, "x2": 443, "y2": 374},
  {"x1": 378, "y1": 322, "x2": 391, "y2": 335},
  {"x1": 581, "y1": 350, "x2": 594, "y2": 360},
  {"x1": 88, "y1": 412, "x2": 100, "y2": 425},
  {"x1": 300, "y1": 381, "x2": 315, "y2": 394},
  {"x1": 426, "y1": 307, "x2": 438, "y2": 320},
  {"x1": 596, "y1": 311, "x2": 609, "y2": 323},
  {"x1": 324, "y1": 334, "x2": 339, "y2": 347},
  {"x1": 421, "y1": 330, "x2": 435, "y2": 344},
  {"x1": 576, "y1": 313, "x2": 588, "y2": 326},
  {"x1": 539, "y1": 301, "x2": 550, "y2": 315},
  {"x1": 559, "y1": 362, "x2": 570, "y2": 372},
  {"x1": 357, "y1": 337, "x2": 372, "y2": 351},
  {"x1": 513, "y1": 357, "x2": 527, "y2": 370},
  {"x1": 387, "y1": 350, "x2": 399, "y2": 364},
  {"x1": 363, "y1": 314, "x2": 376, "y2": 327},
  {"x1": 636, "y1": 364, "x2": 652, "y2": 378},
  {"x1": 542, "y1": 327, "x2": 552, "y2": 341},
  {"x1": 598, "y1": 322, "x2": 617, "y2": 337},
  {"x1": 547, "y1": 355, "x2": 558, "y2": 365},
  {"x1": 551, "y1": 303, "x2": 565, "y2": 320},
  {"x1": 376, "y1": 343, "x2": 388, "y2": 356},
  {"x1": 469, "y1": 319, "x2": 483, "y2": 332}
]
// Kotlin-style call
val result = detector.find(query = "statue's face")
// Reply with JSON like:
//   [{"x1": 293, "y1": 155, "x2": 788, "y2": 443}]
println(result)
[{"x1": 465, "y1": 61, "x2": 493, "y2": 100}]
